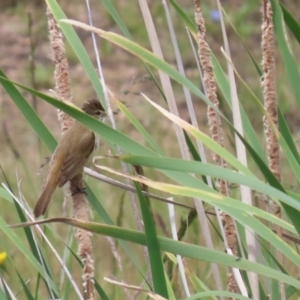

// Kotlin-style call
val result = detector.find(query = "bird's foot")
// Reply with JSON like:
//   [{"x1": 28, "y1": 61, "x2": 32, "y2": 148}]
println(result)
[{"x1": 71, "y1": 187, "x2": 87, "y2": 196}]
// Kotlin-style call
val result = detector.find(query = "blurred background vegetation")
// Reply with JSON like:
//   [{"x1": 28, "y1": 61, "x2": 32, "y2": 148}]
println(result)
[{"x1": 1, "y1": 0, "x2": 300, "y2": 299}]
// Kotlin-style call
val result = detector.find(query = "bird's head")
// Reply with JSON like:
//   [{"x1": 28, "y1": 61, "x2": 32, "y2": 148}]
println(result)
[{"x1": 81, "y1": 99, "x2": 106, "y2": 120}]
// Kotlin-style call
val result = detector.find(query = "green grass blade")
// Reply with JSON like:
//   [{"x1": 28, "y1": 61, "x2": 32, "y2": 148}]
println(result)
[
  {"x1": 270, "y1": 0, "x2": 300, "y2": 111},
  {"x1": 60, "y1": 20, "x2": 218, "y2": 111},
  {"x1": 47, "y1": 5, "x2": 300, "y2": 225},
  {"x1": 188, "y1": 272, "x2": 218, "y2": 300},
  {"x1": 185, "y1": 291, "x2": 251, "y2": 300},
  {"x1": 0, "y1": 217, "x2": 60, "y2": 296},
  {"x1": 10, "y1": 77, "x2": 300, "y2": 239},
  {"x1": 94, "y1": 281, "x2": 110, "y2": 300},
  {"x1": 0, "y1": 286, "x2": 8, "y2": 300},
  {"x1": 222, "y1": 8, "x2": 262, "y2": 77},
  {"x1": 46, "y1": 0, "x2": 105, "y2": 106},
  {"x1": 234, "y1": 123, "x2": 300, "y2": 235},
  {"x1": 0, "y1": 72, "x2": 153, "y2": 290},
  {"x1": 0, "y1": 277, "x2": 13, "y2": 300},
  {"x1": 0, "y1": 188, "x2": 13, "y2": 203},
  {"x1": 15, "y1": 269, "x2": 35, "y2": 300},
  {"x1": 64, "y1": 241, "x2": 111, "y2": 300},
  {"x1": 211, "y1": 54, "x2": 265, "y2": 162},
  {"x1": 10, "y1": 188, "x2": 59, "y2": 297},
  {"x1": 1, "y1": 78, "x2": 216, "y2": 192},
  {"x1": 278, "y1": 131, "x2": 300, "y2": 184},
  {"x1": 84, "y1": 167, "x2": 300, "y2": 272},
  {"x1": 85, "y1": 184, "x2": 147, "y2": 283},
  {"x1": 286, "y1": 276, "x2": 300, "y2": 299},
  {"x1": 135, "y1": 183, "x2": 168, "y2": 297},
  {"x1": 0, "y1": 79, "x2": 151, "y2": 156},
  {"x1": 169, "y1": 0, "x2": 196, "y2": 32},
  {"x1": 6, "y1": 76, "x2": 300, "y2": 234},
  {"x1": 164, "y1": 271, "x2": 176, "y2": 300},
  {"x1": 169, "y1": 0, "x2": 265, "y2": 162},
  {"x1": 278, "y1": 107, "x2": 300, "y2": 164},
  {"x1": 120, "y1": 155, "x2": 300, "y2": 225},
  {"x1": 48, "y1": 0, "x2": 163, "y2": 116},
  {"x1": 31, "y1": 218, "x2": 300, "y2": 290},
  {"x1": 100, "y1": 0, "x2": 132, "y2": 38},
  {"x1": 143, "y1": 94, "x2": 300, "y2": 236},
  {"x1": 119, "y1": 98, "x2": 203, "y2": 167},
  {"x1": 100, "y1": 0, "x2": 165, "y2": 102},
  {"x1": 118, "y1": 101, "x2": 163, "y2": 155},
  {"x1": 0, "y1": 69, "x2": 56, "y2": 152},
  {"x1": 280, "y1": 3, "x2": 300, "y2": 44}
]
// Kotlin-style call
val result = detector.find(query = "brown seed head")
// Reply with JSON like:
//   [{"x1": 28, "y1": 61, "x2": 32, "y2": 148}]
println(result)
[{"x1": 81, "y1": 99, "x2": 106, "y2": 118}]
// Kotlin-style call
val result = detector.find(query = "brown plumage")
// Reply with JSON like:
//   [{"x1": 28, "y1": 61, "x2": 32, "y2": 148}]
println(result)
[{"x1": 33, "y1": 99, "x2": 105, "y2": 218}]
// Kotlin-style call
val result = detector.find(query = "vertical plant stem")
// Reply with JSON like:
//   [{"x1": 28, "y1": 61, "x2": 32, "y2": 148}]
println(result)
[
  {"x1": 47, "y1": 8, "x2": 94, "y2": 299},
  {"x1": 46, "y1": 8, "x2": 73, "y2": 132},
  {"x1": 194, "y1": 0, "x2": 238, "y2": 295},
  {"x1": 139, "y1": 0, "x2": 223, "y2": 293},
  {"x1": 70, "y1": 174, "x2": 95, "y2": 300},
  {"x1": 215, "y1": 0, "x2": 259, "y2": 297},
  {"x1": 261, "y1": 1, "x2": 284, "y2": 299},
  {"x1": 84, "y1": 0, "x2": 152, "y2": 287}
]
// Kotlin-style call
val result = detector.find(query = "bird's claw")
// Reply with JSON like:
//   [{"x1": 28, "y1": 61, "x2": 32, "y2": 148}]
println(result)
[{"x1": 71, "y1": 187, "x2": 87, "y2": 196}]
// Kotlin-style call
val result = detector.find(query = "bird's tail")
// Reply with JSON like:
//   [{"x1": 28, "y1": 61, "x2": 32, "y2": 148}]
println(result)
[{"x1": 34, "y1": 174, "x2": 59, "y2": 218}]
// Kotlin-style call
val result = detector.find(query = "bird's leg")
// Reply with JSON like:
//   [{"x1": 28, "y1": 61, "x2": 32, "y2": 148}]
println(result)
[
  {"x1": 71, "y1": 187, "x2": 87, "y2": 196},
  {"x1": 69, "y1": 173, "x2": 87, "y2": 196}
]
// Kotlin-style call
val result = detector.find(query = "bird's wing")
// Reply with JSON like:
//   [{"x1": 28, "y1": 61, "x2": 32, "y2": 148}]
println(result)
[{"x1": 58, "y1": 132, "x2": 95, "y2": 187}]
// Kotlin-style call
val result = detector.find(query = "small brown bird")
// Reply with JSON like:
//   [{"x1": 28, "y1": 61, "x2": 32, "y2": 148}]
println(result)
[{"x1": 33, "y1": 99, "x2": 106, "y2": 218}]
